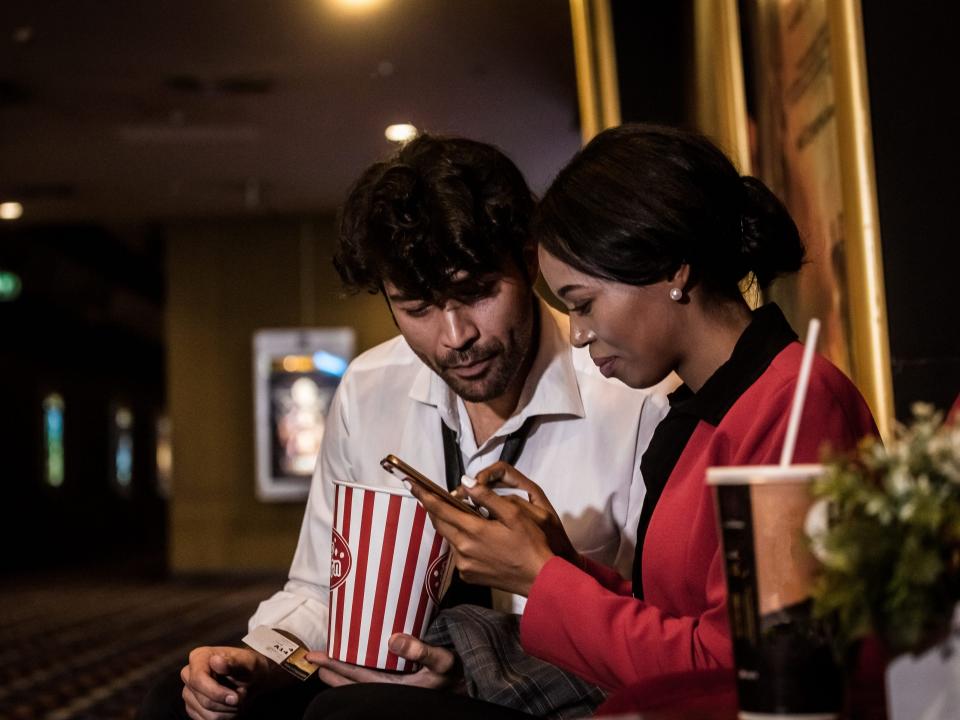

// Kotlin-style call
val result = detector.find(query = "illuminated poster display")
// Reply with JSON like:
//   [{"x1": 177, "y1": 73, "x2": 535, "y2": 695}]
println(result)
[
  {"x1": 112, "y1": 405, "x2": 134, "y2": 493},
  {"x1": 254, "y1": 328, "x2": 355, "y2": 502},
  {"x1": 156, "y1": 415, "x2": 172, "y2": 498},
  {"x1": 43, "y1": 393, "x2": 65, "y2": 487}
]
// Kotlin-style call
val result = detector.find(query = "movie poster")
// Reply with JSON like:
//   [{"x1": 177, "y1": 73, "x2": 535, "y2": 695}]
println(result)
[
  {"x1": 741, "y1": 0, "x2": 853, "y2": 375},
  {"x1": 253, "y1": 328, "x2": 355, "y2": 502}
]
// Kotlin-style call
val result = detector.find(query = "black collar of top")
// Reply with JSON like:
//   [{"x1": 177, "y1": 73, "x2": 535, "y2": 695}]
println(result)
[
  {"x1": 631, "y1": 302, "x2": 797, "y2": 598},
  {"x1": 668, "y1": 303, "x2": 798, "y2": 427}
]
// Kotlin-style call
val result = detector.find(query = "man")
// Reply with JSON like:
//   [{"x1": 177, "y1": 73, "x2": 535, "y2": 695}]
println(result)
[{"x1": 145, "y1": 135, "x2": 666, "y2": 719}]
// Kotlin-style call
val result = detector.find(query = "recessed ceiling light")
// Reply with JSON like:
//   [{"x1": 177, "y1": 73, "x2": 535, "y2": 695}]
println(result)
[
  {"x1": 385, "y1": 124, "x2": 417, "y2": 144},
  {"x1": 335, "y1": 0, "x2": 386, "y2": 11},
  {"x1": 0, "y1": 202, "x2": 23, "y2": 220}
]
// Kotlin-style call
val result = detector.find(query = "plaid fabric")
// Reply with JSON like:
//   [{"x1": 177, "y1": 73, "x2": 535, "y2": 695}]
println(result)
[{"x1": 423, "y1": 605, "x2": 607, "y2": 719}]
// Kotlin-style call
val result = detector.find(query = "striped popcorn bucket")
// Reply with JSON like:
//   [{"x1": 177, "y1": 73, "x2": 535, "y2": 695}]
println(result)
[{"x1": 327, "y1": 480, "x2": 453, "y2": 671}]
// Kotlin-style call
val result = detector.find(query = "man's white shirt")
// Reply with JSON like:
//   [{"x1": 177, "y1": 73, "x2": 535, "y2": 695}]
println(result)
[{"x1": 248, "y1": 300, "x2": 669, "y2": 651}]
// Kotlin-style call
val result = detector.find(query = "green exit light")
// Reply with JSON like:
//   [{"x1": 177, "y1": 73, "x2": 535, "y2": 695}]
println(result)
[{"x1": 0, "y1": 270, "x2": 22, "y2": 301}]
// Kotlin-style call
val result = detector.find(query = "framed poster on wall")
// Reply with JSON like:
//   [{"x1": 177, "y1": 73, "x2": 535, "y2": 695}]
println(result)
[
  {"x1": 737, "y1": 0, "x2": 893, "y2": 436},
  {"x1": 253, "y1": 328, "x2": 355, "y2": 502}
]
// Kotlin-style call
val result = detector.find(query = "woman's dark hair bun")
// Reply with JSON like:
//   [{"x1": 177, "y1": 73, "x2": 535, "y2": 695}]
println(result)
[
  {"x1": 535, "y1": 124, "x2": 806, "y2": 299},
  {"x1": 739, "y1": 175, "x2": 805, "y2": 289}
]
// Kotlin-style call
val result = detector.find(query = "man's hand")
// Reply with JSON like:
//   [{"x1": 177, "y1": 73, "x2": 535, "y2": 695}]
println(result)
[
  {"x1": 179, "y1": 646, "x2": 272, "y2": 720},
  {"x1": 304, "y1": 634, "x2": 462, "y2": 691}
]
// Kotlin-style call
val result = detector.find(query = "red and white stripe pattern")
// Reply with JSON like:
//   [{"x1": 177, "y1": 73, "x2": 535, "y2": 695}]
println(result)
[{"x1": 327, "y1": 481, "x2": 450, "y2": 671}]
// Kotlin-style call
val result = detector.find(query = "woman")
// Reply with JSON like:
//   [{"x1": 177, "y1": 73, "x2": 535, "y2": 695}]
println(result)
[{"x1": 313, "y1": 124, "x2": 878, "y2": 716}]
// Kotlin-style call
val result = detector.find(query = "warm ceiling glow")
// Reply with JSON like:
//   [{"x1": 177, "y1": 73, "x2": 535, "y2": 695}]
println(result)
[
  {"x1": 0, "y1": 202, "x2": 23, "y2": 220},
  {"x1": 385, "y1": 123, "x2": 418, "y2": 144},
  {"x1": 331, "y1": 0, "x2": 387, "y2": 13}
]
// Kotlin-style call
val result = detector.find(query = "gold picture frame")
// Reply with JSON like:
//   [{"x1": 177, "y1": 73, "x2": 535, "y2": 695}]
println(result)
[
  {"x1": 570, "y1": 0, "x2": 893, "y2": 437},
  {"x1": 704, "y1": 0, "x2": 893, "y2": 438}
]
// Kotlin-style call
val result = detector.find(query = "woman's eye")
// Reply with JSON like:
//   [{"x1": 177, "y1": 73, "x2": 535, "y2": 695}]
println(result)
[
  {"x1": 571, "y1": 301, "x2": 592, "y2": 316},
  {"x1": 403, "y1": 305, "x2": 430, "y2": 317}
]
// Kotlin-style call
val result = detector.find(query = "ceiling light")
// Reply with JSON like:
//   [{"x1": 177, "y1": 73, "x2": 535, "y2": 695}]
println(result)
[
  {"x1": 334, "y1": 0, "x2": 387, "y2": 11},
  {"x1": 0, "y1": 202, "x2": 23, "y2": 220},
  {"x1": 385, "y1": 124, "x2": 418, "y2": 144}
]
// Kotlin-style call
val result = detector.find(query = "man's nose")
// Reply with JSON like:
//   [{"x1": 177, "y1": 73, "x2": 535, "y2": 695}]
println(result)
[{"x1": 440, "y1": 305, "x2": 479, "y2": 349}]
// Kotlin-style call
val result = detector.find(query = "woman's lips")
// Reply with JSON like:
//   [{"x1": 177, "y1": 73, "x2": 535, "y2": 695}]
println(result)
[{"x1": 593, "y1": 356, "x2": 617, "y2": 377}]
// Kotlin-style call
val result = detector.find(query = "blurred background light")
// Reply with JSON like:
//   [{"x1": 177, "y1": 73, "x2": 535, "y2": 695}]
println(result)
[
  {"x1": 312, "y1": 351, "x2": 348, "y2": 377},
  {"x1": 43, "y1": 394, "x2": 66, "y2": 488},
  {"x1": 0, "y1": 202, "x2": 23, "y2": 220},
  {"x1": 0, "y1": 271, "x2": 23, "y2": 301},
  {"x1": 282, "y1": 354, "x2": 314, "y2": 372},
  {"x1": 332, "y1": 0, "x2": 388, "y2": 12},
  {"x1": 384, "y1": 123, "x2": 418, "y2": 143}
]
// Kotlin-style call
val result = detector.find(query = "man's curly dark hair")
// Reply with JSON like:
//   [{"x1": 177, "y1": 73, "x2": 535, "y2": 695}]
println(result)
[{"x1": 333, "y1": 134, "x2": 535, "y2": 300}]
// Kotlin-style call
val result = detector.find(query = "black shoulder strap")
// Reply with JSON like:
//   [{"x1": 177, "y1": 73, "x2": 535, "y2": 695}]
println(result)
[
  {"x1": 439, "y1": 415, "x2": 536, "y2": 609},
  {"x1": 440, "y1": 415, "x2": 535, "y2": 490}
]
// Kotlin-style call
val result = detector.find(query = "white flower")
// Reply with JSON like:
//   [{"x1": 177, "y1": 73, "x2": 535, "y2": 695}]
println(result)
[{"x1": 805, "y1": 498, "x2": 831, "y2": 562}]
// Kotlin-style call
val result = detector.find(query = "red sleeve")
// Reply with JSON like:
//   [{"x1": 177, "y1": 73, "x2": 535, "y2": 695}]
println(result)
[
  {"x1": 579, "y1": 555, "x2": 632, "y2": 594},
  {"x1": 520, "y1": 553, "x2": 730, "y2": 690}
]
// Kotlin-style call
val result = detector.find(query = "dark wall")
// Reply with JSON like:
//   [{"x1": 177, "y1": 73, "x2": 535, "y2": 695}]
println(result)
[
  {"x1": 612, "y1": 0, "x2": 693, "y2": 127},
  {"x1": 165, "y1": 217, "x2": 398, "y2": 572},
  {"x1": 0, "y1": 226, "x2": 167, "y2": 575},
  {"x1": 861, "y1": 4, "x2": 960, "y2": 418}
]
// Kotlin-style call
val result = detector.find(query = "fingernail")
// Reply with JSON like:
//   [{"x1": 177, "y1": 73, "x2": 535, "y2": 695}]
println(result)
[
  {"x1": 388, "y1": 635, "x2": 404, "y2": 652},
  {"x1": 401, "y1": 479, "x2": 412, "y2": 491},
  {"x1": 226, "y1": 694, "x2": 238, "y2": 706},
  {"x1": 461, "y1": 474, "x2": 476, "y2": 488}
]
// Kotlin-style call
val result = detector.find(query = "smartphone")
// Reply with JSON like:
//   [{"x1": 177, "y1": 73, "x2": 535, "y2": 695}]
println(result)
[{"x1": 380, "y1": 454, "x2": 483, "y2": 518}]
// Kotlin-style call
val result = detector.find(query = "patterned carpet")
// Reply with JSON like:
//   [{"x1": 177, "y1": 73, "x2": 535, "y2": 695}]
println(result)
[{"x1": 0, "y1": 573, "x2": 283, "y2": 720}]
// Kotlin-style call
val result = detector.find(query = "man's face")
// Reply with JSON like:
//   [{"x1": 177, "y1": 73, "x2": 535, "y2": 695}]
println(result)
[{"x1": 384, "y1": 262, "x2": 536, "y2": 403}]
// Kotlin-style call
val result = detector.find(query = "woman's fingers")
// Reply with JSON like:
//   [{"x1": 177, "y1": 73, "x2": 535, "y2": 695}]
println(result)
[
  {"x1": 474, "y1": 461, "x2": 523, "y2": 487},
  {"x1": 473, "y1": 462, "x2": 554, "y2": 510},
  {"x1": 407, "y1": 482, "x2": 479, "y2": 543},
  {"x1": 462, "y1": 483, "x2": 523, "y2": 523}
]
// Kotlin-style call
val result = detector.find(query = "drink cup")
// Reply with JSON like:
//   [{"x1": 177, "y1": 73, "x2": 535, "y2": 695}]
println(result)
[
  {"x1": 708, "y1": 464, "x2": 841, "y2": 719},
  {"x1": 327, "y1": 480, "x2": 453, "y2": 671}
]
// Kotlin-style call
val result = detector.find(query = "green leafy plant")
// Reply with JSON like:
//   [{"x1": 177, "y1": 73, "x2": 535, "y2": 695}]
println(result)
[{"x1": 810, "y1": 403, "x2": 960, "y2": 657}]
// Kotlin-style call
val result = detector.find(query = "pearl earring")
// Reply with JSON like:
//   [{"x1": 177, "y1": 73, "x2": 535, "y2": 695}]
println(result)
[{"x1": 669, "y1": 287, "x2": 683, "y2": 301}]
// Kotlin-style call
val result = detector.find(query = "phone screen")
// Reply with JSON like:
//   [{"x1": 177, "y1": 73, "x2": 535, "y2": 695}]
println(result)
[{"x1": 380, "y1": 454, "x2": 483, "y2": 517}]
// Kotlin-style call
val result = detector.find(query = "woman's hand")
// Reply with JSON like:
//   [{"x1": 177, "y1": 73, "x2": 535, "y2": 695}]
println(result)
[
  {"x1": 470, "y1": 461, "x2": 580, "y2": 566},
  {"x1": 407, "y1": 462, "x2": 577, "y2": 596}
]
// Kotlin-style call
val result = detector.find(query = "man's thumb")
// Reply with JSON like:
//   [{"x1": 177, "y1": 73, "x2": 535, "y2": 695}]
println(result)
[{"x1": 211, "y1": 649, "x2": 257, "y2": 678}]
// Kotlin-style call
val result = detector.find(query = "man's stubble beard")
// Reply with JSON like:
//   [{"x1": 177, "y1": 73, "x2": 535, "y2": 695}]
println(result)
[{"x1": 432, "y1": 303, "x2": 537, "y2": 404}]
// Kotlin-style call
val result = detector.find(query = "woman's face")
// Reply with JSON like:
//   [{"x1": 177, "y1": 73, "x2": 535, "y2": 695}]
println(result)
[{"x1": 539, "y1": 246, "x2": 682, "y2": 389}]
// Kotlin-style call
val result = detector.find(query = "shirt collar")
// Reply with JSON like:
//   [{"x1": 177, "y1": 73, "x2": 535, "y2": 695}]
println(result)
[
  {"x1": 409, "y1": 297, "x2": 585, "y2": 439},
  {"x1": 669, "y1": 303, "x2": 797, "y2": 425}
]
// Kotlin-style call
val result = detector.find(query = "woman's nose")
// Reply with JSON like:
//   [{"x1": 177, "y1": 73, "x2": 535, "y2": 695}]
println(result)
[{"x1": 569, "y1": 318, "x2": 595, "y2": 348}]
